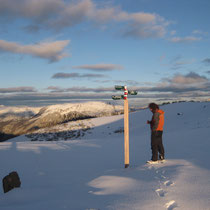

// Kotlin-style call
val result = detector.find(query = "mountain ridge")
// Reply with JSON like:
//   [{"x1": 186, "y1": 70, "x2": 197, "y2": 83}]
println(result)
[{"x1": 0, "y1": 102, "x2": 123, "y2": 141}]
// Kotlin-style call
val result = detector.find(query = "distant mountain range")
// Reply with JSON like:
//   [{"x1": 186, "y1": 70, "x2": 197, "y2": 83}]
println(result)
[{"x1": 0, "y1": 102, "x2": 123, "y2": 141}]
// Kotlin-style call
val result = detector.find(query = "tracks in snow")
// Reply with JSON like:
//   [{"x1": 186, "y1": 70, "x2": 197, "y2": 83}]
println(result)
[
  {"x1": 165, "y1": 200, "x2": 178, "y2": 210},
  {"x1": 146, "y1": 162, "x2": 177, "y2": 210}
]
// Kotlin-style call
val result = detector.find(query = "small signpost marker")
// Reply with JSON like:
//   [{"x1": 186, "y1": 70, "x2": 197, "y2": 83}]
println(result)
[{"x1": 112, "y1": 85, "x2": 138, "y2": 168}]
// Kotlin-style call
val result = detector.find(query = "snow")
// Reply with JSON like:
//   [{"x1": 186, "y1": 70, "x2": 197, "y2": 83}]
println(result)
[
  {"x1": 0, "y1": 101, "x2": 210, "y2": 210},
  {"x1": 0, "y1": 101, "x2": 123, "y2": 122},
  {"x1": 37, "y1": 101, "x2": 123, "y2": 117}
]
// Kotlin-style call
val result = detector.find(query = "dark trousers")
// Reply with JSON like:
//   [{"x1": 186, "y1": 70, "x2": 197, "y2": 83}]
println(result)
[{"x1": 151, "y1": 131, "x2": 164, "y2": 161}]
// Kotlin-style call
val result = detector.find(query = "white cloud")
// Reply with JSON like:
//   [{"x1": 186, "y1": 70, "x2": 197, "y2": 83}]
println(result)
[
  {"x1": 0, "y1": 0, "x2": 64, "y2": 19},
  {"x1": 192, "y1": 30, "x2": 208, "y2": 35},
  {"x1": 169, "y1": 36, "x2": 202, "y2": 43},
  {"x1": 123, "y1": 23, "x2": 166, "y2": 39},
  {"x1": 117, "y1": 12, "x2": 168, "y2": 39},
  {"x1": 128, "y1": 13, "x2": 156, "y2": 24},
  {"x1": 0, "y1": 0, "x2": 169, "y2": 39},
  {"x1": 0, "y1": 39, "x2": 70, "y2": 62},
  {"x1": 72, "y1": 64, "x2": 123, "y2": 71},
  {"x1": 132, "y1": 72, "x2": 210, "y2": 96},
  {"x1": 167, "y1": 72, "x2": 208, "y2": 85}
]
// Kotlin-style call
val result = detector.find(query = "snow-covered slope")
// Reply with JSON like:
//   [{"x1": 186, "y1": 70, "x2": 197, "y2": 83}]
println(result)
[
  {"x1": 0, "y1": 102, "x2": 123, "y2": 141},
  {"x1": 0, "y1": 102, "x2": 210, "y2": 210},
  {"x1": 37, "y1": 102, "x2": 123, "y2": 117}
]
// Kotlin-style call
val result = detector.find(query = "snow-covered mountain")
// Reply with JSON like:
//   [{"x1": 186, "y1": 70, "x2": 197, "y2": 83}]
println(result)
[
  {"x1": 0, "y1": 102, "x2": 123, "y2": 141},
  {"x1": 0, "y1": 101, "x2": 210, "y2": 210}
]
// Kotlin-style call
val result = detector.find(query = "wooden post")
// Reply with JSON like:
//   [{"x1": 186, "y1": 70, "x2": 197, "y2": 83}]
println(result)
[
  {"x1": 124, "y1": 99, "x2": 129, "y2": 168},
  {"x1": 112, "y1": 85, "x2": 137, "y2": 168}
]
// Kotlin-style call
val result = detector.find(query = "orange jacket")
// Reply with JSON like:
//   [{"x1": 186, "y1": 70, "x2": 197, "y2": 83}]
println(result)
[{"x1": 150, "y1": 109, "x2": 164, "y2": 131}]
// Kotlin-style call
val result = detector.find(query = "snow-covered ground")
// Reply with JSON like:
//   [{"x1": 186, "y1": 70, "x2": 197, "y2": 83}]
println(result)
[{"x1": 0, "y1": 102, "x2": 210, "y2": 210}]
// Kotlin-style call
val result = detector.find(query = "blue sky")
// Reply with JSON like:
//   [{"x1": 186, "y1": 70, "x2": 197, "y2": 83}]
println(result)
[{"x1": 0, "y1": 0, "x2": 210, "y2": 106}]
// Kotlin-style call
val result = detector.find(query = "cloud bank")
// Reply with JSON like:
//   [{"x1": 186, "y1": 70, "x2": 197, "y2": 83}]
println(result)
[
  {"x1": 0, "y1": 87, "x2": 36, "y2": 93},
  {"x1": 1, "y1": 72, "x2": 210, "y2": 105},
  {"x1": 137, "y1": 72, "x2": 210, "y2": 93},
  {"x1": 0, "y1": 40, "x2": 70, "y2": 62},
  {"x1": 0, "y1": 0, "x2": 169, "y2": 39},
  {"x1": 169, "y1": 36, "x2": 202, "y2": 43},
  {"x1": 49, "y1": 72, "x2": 210, "y2": 95}
]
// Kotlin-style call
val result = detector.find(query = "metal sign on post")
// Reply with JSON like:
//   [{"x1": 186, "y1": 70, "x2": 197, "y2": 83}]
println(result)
[{"x1": 112, "y1": 85, "x2": 138, "y2": 168}]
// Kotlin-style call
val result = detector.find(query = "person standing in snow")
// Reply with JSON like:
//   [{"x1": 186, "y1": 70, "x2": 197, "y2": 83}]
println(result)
[{"x1": 147, "y1": 103, "x2": 165, "y2": 162}]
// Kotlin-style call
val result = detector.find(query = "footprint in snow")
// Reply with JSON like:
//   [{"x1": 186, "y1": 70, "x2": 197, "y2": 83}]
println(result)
[
  {"x1": 155, "y1": 188, "x2": 166, "y2": 197},
  {"x1": 147, "y1": 165, "x2": 154, "y2": 170},
  {"x1": 164, "y1": 180, "x2": 174, "y2": 186},
  {"x1": 165, "y1": 200, "x2": 177, "y2": 210},
  {"x1": 161, "y1": 175, "x2": 166, "y2": 179}
]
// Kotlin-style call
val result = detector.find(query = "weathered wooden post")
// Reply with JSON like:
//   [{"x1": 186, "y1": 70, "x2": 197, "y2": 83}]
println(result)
[{"x1": 112, "y1": 85, "x2": 138, "y2": 168}]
